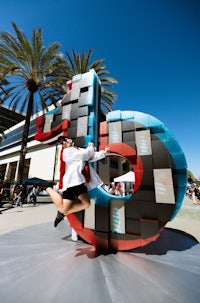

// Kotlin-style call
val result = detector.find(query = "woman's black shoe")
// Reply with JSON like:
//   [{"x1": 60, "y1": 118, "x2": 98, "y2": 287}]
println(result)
[{"x1": 54, "y1": 211, "x2": 64, "y2": 227}]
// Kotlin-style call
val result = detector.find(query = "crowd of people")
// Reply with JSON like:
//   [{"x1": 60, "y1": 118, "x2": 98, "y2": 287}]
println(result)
[
  {"x1": 0, "y1": 181, "x2": 40, "y2": 207},
  {"x1": 103, "y1": 182, "x2": 123, "y2": 196},
  {"x1": 103, "y1": 182, "x2": 134, "y2": 196},
  {"x1": 186, "y1": 184, "x2": 200, "y2": 205}
]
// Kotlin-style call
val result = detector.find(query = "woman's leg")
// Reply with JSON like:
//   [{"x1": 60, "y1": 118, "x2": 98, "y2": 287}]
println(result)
[
  {"x1": 47, "y1": 187, "x2": 91, "y2": 228},
  {"x1": 46, "y1": 187, "x2": 72, "y2": 213},
  {"x1": 65, "y1": 192, "x2": 90, "y2": 215}
]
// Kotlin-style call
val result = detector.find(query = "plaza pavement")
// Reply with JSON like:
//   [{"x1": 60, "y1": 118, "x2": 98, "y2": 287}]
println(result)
[
  {"x1": 0, "y1": 195, "x2": 199, "y2": 242},
  {"x1": 166, "y1": 195, "x2": 200, "y2": 242},
  {"x1": 0, "y1": 195, "x2": 199, "y2": 303}
]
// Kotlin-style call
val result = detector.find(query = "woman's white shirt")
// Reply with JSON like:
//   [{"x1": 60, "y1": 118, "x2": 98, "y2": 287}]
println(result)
[{"x1": 62, "y1": 146, "x2": 105, "y2": 190}]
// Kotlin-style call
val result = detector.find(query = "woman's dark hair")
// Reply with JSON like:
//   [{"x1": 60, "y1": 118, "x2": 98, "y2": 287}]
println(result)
[{"x1": 57, "y1": 136, "x2": 67, "y2": 144}]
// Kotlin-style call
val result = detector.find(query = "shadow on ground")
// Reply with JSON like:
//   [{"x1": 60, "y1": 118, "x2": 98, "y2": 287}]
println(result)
[{"x1": 130, "y1": 227, "x2": 198, "y2": 255}]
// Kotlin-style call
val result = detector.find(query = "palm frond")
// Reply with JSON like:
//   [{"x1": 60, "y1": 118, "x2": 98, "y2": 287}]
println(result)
[{"x1": 65, "y1": 49, "x2": 118, "y2": 113}]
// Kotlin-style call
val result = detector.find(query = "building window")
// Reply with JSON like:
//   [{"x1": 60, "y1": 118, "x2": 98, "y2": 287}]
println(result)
[
  {"x1": 0, "y1": 164, "x2": 7, "y2": 180},
  {"x1": 110, "y1": 160, "x2": 118, "y2": 169}
]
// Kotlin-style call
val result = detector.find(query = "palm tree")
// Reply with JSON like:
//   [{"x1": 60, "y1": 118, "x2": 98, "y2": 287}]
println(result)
[
  {"x1": 65, "y1": 49, "x2": 118, "y2": 115},
  {"x1": 0, "y1": 66, "x2": 9, "y2": 102},
  {"x1": 0, "y1": 22, "x2": 68, "y2": 183},
  {"x1": 0, "y1": 69, "x2": 9, "y2": 140},
  {"x1": 187, "y1": 170, "x2": 197, "y2": 184}
]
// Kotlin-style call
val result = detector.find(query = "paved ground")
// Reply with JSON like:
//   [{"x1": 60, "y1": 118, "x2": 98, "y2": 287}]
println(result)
[
  {"x1": 0, "y1": 195, "x2": 199, "y2": 241},
  {"x1": 166, "y1": 195, "x2": 200, "y2": 242},
  {"x1": 0, "y1": 196, "x2": 199, "y2": 303},
  {"x1": 0, "y1": 202, "x2": 56, "y2": 235}
]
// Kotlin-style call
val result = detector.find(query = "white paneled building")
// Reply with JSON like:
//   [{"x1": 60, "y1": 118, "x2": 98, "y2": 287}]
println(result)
[{"x1": 0, "y1": 106, "x2": 61, "y2": 183}]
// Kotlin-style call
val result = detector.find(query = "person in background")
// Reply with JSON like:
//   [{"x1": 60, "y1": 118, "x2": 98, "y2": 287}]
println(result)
[
  {"x1": 108, "y1": 182, "x2": 116, "y2": 195},
  {"x1": 15, "y1": 184, "x2": 27, "y2": 207},
  {"x1": 0, "y1": 180, "x2": 5, "y2": 207},
  {"x1": 27, "y1": 185, "x2": 38, "y2": 206},
  {"x1": 13, "y1": 183, "x2": 20, "y2": 205},
  {"x1": 10, "y1": 184, "x2": 16, "y2": 203},
  {"x1": 114, "y1": 182, "x2": 123, "y2": 196},
  {"x1": 192, "y1": 185, "x2": 200, "y2": 205}
]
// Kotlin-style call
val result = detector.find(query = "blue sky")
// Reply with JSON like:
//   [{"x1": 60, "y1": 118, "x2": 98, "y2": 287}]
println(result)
[{"x1": 1, "y1": 0, "x2": 200, "y2": 179}]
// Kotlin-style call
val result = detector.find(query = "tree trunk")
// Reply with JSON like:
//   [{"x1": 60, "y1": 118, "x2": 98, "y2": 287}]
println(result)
[{"x1": 17, "y1": 93, "x2": 34, "y2": 183}]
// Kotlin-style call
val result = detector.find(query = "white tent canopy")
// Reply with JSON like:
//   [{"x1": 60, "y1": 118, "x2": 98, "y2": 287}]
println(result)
[{"x1": 114, "y1": 171, "x2": 135, "y2": 183}]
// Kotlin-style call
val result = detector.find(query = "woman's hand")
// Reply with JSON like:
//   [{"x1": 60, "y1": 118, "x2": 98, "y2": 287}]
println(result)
[{"x1": 104, "y1": 146, "x2": 110, "y2": 154}]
